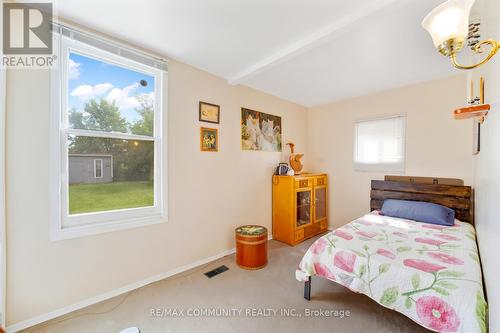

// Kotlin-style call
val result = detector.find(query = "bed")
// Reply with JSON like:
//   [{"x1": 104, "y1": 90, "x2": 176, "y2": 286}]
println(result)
[{"x1": 296, "y1": 180, "x2": 487, "y2": 333}]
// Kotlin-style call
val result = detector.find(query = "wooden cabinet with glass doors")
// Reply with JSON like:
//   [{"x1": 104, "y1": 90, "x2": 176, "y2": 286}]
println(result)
[{"x1": 272, "y1": 173, "x2": 328, "y2": 245}]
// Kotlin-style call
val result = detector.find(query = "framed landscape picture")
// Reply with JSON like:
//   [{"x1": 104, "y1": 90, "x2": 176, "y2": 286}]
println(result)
[
  {"x1": 200, "y1": 127, "x2": 218, "y2": 152},
  {"x1": 199, "y1": 101, "x2": 220, "y2": 124},
  {"x1": 241, "y1": 108, "x2": 282, "y2": 152}
]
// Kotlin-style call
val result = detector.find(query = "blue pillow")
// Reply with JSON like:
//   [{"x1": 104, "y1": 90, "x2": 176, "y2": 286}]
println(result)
[{"x1": 381, "y1": 199, "x2": 455, "y2": 226}]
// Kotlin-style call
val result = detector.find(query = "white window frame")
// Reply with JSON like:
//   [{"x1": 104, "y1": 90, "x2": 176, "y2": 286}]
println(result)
[
  {"x1": 0, "y1": 3, "x2": 6, "y2": 326},
  {"x1": 50, "y1": 34, "x2": 166, "y2": 241},
  {"x1": 353, "y1": 115, "x2": 406, "y2": 173},
  {"x1": 94, "y1": 159, "x2": 103, "y2": 179}
]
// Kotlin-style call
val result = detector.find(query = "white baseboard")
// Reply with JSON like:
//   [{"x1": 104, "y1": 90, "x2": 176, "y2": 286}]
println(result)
[
  {"x1": 7, "y1": 247, "x2": 236, "y2": 332},
  {"x1": 7, "y1": 234, "x2": 274, "y2": 333}
]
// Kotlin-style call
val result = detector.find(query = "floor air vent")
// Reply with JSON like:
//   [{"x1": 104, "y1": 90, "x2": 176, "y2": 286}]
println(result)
[{"x1": 204, "y1": 265, "x2": 229, "y2": 278}]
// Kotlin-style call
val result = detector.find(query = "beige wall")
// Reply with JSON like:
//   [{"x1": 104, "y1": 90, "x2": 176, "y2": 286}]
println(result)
[
  {"x1": 473, "y1": 0, "x2": 500, "y2": 331},
  {"x1": 6, "y1": 27, "x2": 489, "y2": 332},
  {"x1": 5, "y1": 60, "x2": 307, "y2": 326},
  {"x1": 307, "y1": 75, "x2": 473, "y2": 229}
]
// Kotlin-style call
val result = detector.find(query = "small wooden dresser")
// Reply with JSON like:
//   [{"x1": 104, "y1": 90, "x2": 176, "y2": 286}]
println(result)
[{"x1": 272, "y1": 173, "x2": 328, "y2": 245}]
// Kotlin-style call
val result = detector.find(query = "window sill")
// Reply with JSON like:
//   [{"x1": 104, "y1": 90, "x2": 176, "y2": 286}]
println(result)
[
  {"x1": 354, "y1": 169, "x2": 405, "y2": 174},
  {"x1": 353, "y1": 163, "x2": 405, "y2": 174},
  {"x1": 50, "y1": 214, "x2": 166, "y2": 241}
]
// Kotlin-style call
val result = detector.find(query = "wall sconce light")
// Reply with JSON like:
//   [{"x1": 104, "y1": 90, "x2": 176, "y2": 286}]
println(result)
[{"x1": 422, "y1": 0, "x2": 499, "y2": 70}]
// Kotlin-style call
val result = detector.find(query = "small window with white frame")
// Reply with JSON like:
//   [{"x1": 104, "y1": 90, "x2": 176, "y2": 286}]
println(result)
[
  {"x1": 50, "y1": 25, "x2": 167, "y2": 240},
  {"x1": 353, "y1": 115, "x2": 406, "y2": 173}
]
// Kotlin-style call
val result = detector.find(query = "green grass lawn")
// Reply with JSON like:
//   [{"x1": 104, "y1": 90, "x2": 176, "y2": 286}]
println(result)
[{"x1": 69, "y1": 181, "x2": 154, "y2": 214}]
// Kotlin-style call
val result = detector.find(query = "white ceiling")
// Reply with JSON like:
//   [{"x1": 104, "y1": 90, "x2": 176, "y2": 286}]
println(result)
[{"x1": 55, "y1": 0, "x2": 458, "y2": 107}]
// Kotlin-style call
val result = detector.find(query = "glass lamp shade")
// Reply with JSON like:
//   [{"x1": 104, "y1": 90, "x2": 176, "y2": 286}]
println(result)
[{"x1": 422, "y1": 0, "x2": 475, "y2": 49}]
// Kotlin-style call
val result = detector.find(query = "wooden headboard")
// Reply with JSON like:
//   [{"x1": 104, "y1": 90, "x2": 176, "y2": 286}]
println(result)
[{"x1": 370, "y1": 180, "x2": 474, "y2": 223}]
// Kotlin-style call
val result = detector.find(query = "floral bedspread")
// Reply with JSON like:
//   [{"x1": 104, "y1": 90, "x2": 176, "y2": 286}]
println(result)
[{"x1": 296, "y1": 212, "x2": 487, "y2": 333}]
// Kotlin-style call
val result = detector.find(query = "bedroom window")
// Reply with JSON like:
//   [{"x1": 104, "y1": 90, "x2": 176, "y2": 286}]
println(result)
[
  {"x1": 354, "y1": 116, "x2": 406, "y2": 173},
  {"x1": 50, "y1": 25, "x2": 167, "y2": 240}
]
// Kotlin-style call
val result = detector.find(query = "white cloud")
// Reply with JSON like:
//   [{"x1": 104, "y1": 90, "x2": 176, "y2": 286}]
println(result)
[
  {"x1": 70, "y1": 83, "x2": 114, "y2": 100},
  {"x1": 106, "y1": 83, "x2": 141, "y2": 109},
  {"x1": 70, "y1": 82, "x2": 152, "y2": 110},
  {"x1": 137, "y1": 92, "x2": 155, "y2": 105},
  {"x1": 68, "y1": 59, "x2": 81, "y2": 80},
  {"x1": 143, "y1": 92, "x2": 155, "y2": 102},
  {"x1": 94, "y1": 83, "x2": 114, "y2": 95}
]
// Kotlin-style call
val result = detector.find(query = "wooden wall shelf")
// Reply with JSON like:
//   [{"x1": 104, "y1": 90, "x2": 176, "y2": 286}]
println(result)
[{"x1": 454, "y1": 104, "x2": 490, "y2": 120}]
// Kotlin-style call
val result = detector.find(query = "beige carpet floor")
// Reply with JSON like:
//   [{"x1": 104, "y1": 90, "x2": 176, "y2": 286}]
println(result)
[{"x1": 23, "y1": 236, "x2": 430, "y2": 333}]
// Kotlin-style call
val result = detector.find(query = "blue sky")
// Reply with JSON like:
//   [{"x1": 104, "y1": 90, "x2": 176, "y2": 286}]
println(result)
[{"x1": 68, "y1": 52, "x2": 155, "y2": 123}]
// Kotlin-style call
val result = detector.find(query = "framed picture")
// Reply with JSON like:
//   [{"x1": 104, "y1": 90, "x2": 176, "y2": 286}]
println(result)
[
  {"x1": 241, "y1": 108, "x2": 282, "y2": 152},
  {"x1": 200, "y1": 127, "x2": 218, "y2": 152},
  {"x1": 199, "y1": 101, "x2": 220, "y2": 124}
]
